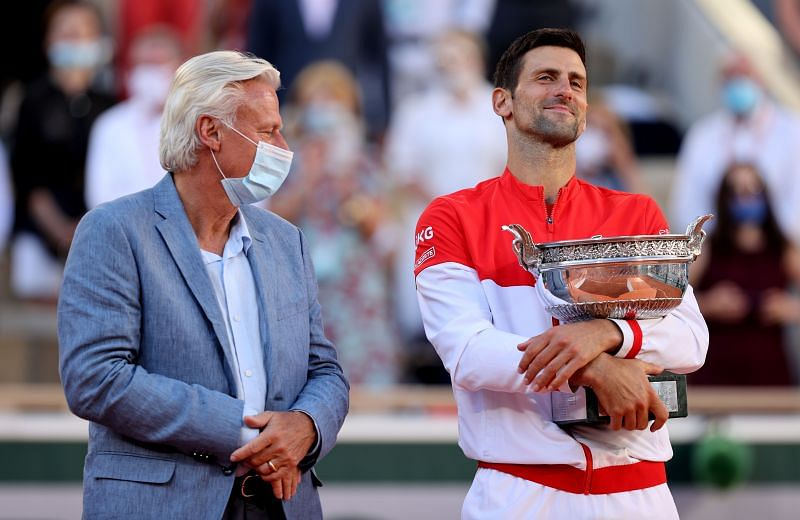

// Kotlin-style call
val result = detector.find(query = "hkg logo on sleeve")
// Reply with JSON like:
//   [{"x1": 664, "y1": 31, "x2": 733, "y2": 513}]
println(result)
[{"x1": 415, "y1": 226, "x2": 434, "y2": 248}]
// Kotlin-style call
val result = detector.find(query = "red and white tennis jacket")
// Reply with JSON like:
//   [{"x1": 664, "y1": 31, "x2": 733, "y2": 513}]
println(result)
[{"x1": 414, "y1": 169, "x2": 708, "y2": 468}]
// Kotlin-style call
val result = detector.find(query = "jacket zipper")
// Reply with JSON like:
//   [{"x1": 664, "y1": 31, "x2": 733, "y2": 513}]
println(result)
[{"x1": 543, "y1": 186, "x2": 564, "y2": 236}]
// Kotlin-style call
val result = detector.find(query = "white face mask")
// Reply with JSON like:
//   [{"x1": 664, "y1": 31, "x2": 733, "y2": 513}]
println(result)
[
  {"x1": 48, "y1": 39, "x2": 108, "y2": 70},
  {"x1": 127, "y1": 64, "x2": 174, "y2": 110},
  {"x1": 210, "y1": 122, "x2": 293, "y2": 206}
]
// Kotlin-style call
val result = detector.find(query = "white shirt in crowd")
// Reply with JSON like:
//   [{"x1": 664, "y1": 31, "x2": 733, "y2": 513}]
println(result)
[
  {"x1": 671, "y1": 99, "x2": 800, "y2": 243},
  {"x1": 387, "y1": 83, "x2": 507, "y2": 198},
  {"x1": 383, "y1": 0, "x2": 496, "y2": 103},
  {"x1": 384, "y1": 82, "x2": 507, "y2": 338},
  {"x1": 85, "y1": 99, "x2": 166, "y2": 208}
]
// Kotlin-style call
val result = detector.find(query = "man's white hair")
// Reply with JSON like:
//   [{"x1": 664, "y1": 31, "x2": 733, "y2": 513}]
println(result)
[{"x1": 159, "y1": 51, "x2": 280, "y2": 172}]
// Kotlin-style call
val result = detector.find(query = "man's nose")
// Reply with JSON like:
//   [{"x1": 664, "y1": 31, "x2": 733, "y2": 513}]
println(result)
[
  {"x1": 553, "y1": 78, "x2": 574, "y2": 101},
  {"x1": 274, "y1": 130, "x2": 289, "y2": 150}
]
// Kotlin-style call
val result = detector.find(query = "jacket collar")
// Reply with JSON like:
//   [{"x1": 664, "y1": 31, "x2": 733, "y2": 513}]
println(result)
[{"x1": 500, "y1": 167, "x2": 581, "y2": 206}]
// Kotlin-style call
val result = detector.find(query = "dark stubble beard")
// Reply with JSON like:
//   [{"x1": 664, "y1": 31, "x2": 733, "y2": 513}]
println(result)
[{"x1": 529, "y1": 112, "x2": 581, "y2": 148}]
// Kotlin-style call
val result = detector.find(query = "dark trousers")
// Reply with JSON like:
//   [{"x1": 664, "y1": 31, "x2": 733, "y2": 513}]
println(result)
[{"x1": 222, "y1": 473, "x2": 287, "y2": 520}]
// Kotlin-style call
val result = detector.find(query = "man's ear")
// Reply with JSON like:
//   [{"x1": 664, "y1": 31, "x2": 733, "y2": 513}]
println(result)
[
  {"x1": 197, "y1": 115, "x2": 222, "y2": 152},
  {"x1": 492, "y1": 87, "x2": 512, "y2": 120}
]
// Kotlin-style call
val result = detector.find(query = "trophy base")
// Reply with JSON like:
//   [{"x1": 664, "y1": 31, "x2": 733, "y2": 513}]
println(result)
[{"x1": 551, "y1": 372, "x2": 688, "y2": 425}]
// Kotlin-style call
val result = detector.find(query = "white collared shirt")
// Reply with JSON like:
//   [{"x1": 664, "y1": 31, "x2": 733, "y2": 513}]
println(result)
[{"x1": 201, "y1": 212, "x2": 265, "y2": 445}]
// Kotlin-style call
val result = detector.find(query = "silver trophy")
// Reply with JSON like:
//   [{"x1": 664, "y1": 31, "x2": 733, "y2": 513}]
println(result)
[
  {"x1": 502, "y1": 214, "x2": 713, "y2": 321},
  {"x1": 502, "y1": 215, "x2": 713, "y2": 424}
]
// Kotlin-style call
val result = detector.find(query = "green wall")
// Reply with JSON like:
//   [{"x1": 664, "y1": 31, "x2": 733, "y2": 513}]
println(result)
[{"x1": 4, "y1": 441, "x2": 799, "y2": 484}]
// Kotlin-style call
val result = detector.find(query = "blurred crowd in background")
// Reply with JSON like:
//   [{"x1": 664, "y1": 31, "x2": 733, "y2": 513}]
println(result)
[{"x1": 1, "y1": 0, "x2": 800, "y2": 389}]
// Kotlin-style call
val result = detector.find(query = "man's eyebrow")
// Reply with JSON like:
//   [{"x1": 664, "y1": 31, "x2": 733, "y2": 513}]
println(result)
[
  {"x1": 532, "y1": 67, "x2": 560, "y2": 76},
  {"x1": 257, "y1": 119, "x2": 282, "y2": 131},
  {"x1": 569, "y1": 71, "x2": 587, "y2": 81},
  {"x1": 532, "y1": 67, "x2": 586, "y2": 81}
]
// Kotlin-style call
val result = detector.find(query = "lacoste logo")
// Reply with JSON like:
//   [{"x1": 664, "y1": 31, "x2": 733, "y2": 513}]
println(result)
[{"x1": 415, "y1": 246, "x2": 436, "y2": 268}]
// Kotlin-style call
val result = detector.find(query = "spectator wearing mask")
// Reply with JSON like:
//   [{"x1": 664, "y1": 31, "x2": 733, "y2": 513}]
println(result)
[
  {"x1": 114, "y1": 0, "x2": 204, "y2": 95},
  {"x1": 670, "y1": 50, "x2": 800, "y2": 242},
  {"x1": 690, "y1": 162, "x2": 800, "y2": 386},
  {"x1": 246, "y1": 0, "x2": 390, "y2": 139},
  {"x1": 269, "y1": 61, "x2": 400, "y2": 386},
  {"x1": 384, "y1": 29, "x2": 506, "y2": 382},
  {"x1": 85, "y1": 26, "x2": 183, "y2": 208},
  {"x1": 10, "y1": 0, "x2": 115, "y2": 300},
  {"x1": 382, "y1": 0, "x2": 496, "y2": 103}
]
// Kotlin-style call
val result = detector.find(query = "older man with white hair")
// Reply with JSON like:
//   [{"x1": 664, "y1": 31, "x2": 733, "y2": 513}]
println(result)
[{"x1": 58, "y1": 50, "x2": 349, "y2": 519}]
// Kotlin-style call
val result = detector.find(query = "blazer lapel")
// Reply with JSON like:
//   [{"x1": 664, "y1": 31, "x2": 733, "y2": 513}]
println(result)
[{"x1": 152, "y1": 175, "x2": 238, "y2": 386}]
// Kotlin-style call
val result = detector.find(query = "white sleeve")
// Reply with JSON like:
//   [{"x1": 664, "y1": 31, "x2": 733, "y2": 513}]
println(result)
[
  {"x1": 416, "y1": 262, "x2": 536, "y2": 393},
  {"x1": 608, "y1": 285, "x2": 708, "y2": 373}
]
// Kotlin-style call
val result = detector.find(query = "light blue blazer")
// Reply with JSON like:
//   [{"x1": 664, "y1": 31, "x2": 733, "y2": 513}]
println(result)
[{"x1": 58, "y1": 174, "x2": 349, "y2": 519}]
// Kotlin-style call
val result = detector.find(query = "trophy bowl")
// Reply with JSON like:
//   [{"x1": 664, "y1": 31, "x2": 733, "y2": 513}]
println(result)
[{"x1": 503, "y1": 215, "x2": 713, "y2": 322}]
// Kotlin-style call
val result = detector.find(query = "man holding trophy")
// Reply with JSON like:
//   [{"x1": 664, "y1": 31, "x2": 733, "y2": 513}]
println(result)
[{"x1": 413, "y1": 28, "x2": 708, "y2": 519}]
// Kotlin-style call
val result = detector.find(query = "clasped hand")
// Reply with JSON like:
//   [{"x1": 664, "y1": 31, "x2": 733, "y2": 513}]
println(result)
[
  {"x1": 517, "y1": 320, "x2": 668, "y2": 431},
  {"x1": 516, "y1": 319, "x2": 622, "y2": 392},
  {"x1": 230, "y1": 410, "x2": 316, "y2": 500},
  {"x1": 573, "y1": 353, "x2": 669, "y2": 432}
]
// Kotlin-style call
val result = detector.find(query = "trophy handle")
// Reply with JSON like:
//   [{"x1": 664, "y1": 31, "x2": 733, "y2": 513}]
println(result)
[
  {"x1": 685, "y1": 214, "x2": 714, "y2": 259},
  {"x1": 502, "y1": 224, "x2": 541, "y2": 273}
]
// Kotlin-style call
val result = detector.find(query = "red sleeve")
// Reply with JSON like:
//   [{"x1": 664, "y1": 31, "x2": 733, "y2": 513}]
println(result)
[
  {"x1": 614, "y1": 195, "x2": 691, "y2": 360},
  {"x1": 413, "y1": 197, "x2": 471, "y2": 277},
  {"x1": 644, "y1": 197, "x2": 670, "y2": 235}
]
